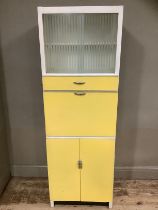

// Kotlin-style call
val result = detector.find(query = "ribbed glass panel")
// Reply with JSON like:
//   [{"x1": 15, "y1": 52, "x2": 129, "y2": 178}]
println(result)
[{"x1": 43, "y1": 13, "x2": 118, "y2": 74}]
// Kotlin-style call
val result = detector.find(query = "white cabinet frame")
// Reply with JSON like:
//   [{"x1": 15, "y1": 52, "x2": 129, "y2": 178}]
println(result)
[{"x1": 38, "y1": 6, "x2": 123, "y2": 76}]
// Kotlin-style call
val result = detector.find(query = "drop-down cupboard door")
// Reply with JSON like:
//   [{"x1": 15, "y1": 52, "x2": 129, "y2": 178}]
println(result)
[{"x1": 43, "y1": 91, "x2": 118, "y2": 137}]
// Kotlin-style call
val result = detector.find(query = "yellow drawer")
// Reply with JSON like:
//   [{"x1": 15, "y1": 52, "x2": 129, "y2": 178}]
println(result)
[
  {"x1": 42, "y1": 76, "x2": 119, "y2": 91},
  {"x1": 43, "y1": 91, "x2": 118, "y2": 136}
]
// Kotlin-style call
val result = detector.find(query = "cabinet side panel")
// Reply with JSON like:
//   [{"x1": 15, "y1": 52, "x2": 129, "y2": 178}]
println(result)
[
  {"x1": 80, "y1": 139, "x2": 115, "y2": 202},
  {"x1": 46, "y1": 139, "x2": 80, "y2": 201}
]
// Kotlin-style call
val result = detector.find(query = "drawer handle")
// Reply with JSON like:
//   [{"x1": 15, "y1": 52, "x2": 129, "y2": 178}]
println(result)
[
  {"x1": 74, "y1": 91, "x2": 86, "y2": 96},
  {"x1": 73, "y1": 81, "x2": 85, "y2": 85}
]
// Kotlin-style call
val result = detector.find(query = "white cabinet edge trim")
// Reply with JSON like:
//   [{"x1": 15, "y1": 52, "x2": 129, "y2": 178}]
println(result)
[
  {"x1": 46, "y1": 136, "x2": 116, "y2": 140},
  {"x1": 42, "y1": 73, "x2": 119, "y2": 77},
  {"x1": 115, "y1": 7, "x2": 124, "y2": 75},
  {"x1": 37, "y1": 6, "x2": 123, "y2": 14}
]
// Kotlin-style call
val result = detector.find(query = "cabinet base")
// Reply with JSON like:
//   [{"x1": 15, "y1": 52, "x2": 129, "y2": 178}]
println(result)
[{"x1": 50, "y1": 201, "x2": 113, "y2": 208}]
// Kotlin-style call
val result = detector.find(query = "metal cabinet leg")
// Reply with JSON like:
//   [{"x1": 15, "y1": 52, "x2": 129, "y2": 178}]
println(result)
[
  {"x1": 50, "y1": 201, "x2": 54, "y2": 207},
  {"x1": 109, "y1": 202, "x2": 112, "y2": 208}
]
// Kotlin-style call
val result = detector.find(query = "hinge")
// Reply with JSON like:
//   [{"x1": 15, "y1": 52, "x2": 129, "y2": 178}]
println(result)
[{"x1": 77, "y1": 160, "x2": 83, "y2": 169}]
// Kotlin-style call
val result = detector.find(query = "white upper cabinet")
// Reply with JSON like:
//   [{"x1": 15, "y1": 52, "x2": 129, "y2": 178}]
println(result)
[{"x1": 38, "y1": 6, "x2": 123, "y2": 76}]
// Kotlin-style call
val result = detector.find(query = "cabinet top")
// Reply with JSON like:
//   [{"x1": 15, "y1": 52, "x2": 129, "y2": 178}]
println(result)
[{"x1": 38, "y1": 6, "x2": 123, "y2": 14}]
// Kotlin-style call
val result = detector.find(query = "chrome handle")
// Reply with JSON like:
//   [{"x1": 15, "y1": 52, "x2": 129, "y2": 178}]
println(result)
[
  {"x1": 77, "y1": 160, "x2": 83, "y2": 169},
  {"x1": 74, "y1": 91, "x2": 86, "y2": 96},
  {"x1": 73, "y1": 81, "x2": 85, "y2": 85}
]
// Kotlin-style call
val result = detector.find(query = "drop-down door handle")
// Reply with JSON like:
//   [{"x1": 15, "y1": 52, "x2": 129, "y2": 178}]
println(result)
[{"x1": 74, "y1": 91, "x2": 86, "y2": 96}]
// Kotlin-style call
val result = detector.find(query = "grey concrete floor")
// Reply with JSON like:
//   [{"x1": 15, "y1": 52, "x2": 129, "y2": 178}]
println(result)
[{"x1": 0, "y1": 178, "x2": 158, "y2": 210}]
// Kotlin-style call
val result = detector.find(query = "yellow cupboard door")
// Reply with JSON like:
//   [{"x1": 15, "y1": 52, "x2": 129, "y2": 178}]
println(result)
[
  {"x1": 46, "y1": 139, "x2": 80, "y2": 201},
  {"x1": 43, "y1": 92, "x2": 118, "y2": 136},
  {"x1": 80, "y1": 139, "x2": 115, "y2": 202}
]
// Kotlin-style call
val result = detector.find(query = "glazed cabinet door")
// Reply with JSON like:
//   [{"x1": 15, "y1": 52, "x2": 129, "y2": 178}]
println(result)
[
  {"x1": 46, "y1": 139, "x2": 80, "y2": 201},
  {"x1": 80, "y1": 139, "x2": 115, "y2": 202},
  {"x1": 43, "y1": 92, "x2": 118, "y2": 136},
  {"x1": 41, "y1": 12, "x2": 119, "y2": 75},
  {"x1": 38, "y1": 6, "x2": 123, "y2": 76}
]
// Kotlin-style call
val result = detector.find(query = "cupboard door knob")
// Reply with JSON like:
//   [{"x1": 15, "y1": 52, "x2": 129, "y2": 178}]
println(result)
[
  {"x1": 77, "y1": 160, "x2": 83, "y2": 169},
  {"x1": 73, "y1": 81, "x2": 85, "y2": 85},
  {"x1": 74, "y1": 91, "x2": 86, "y2": 96}
]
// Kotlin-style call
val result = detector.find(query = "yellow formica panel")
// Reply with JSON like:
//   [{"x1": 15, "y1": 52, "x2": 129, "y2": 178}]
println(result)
[
  {"x1": 46, "y1": 139, "x2": 80, "y2": 201},
  {"x1": 42, "y1": 76, "x2": 119, "y2": 91},
  {"x1": 43, "y1": 92, "x2": 118, "y2": 136},
  {"x1": 80, "y1": 139, "x2": 115, "y2": 202}
]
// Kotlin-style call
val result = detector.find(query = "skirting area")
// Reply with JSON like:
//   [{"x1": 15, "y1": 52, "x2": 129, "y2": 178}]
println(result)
[
  {"x1": 0, "y1": 178, "x2": 158, "y2": 210},
  {"x1": 11, "y1": 165, "x2": 158, "y2": 179}
]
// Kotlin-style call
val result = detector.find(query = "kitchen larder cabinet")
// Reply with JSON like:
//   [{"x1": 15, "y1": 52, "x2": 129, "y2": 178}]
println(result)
[{"x1": 38, "y1": 6, "x2": 123, "y2": 208}]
